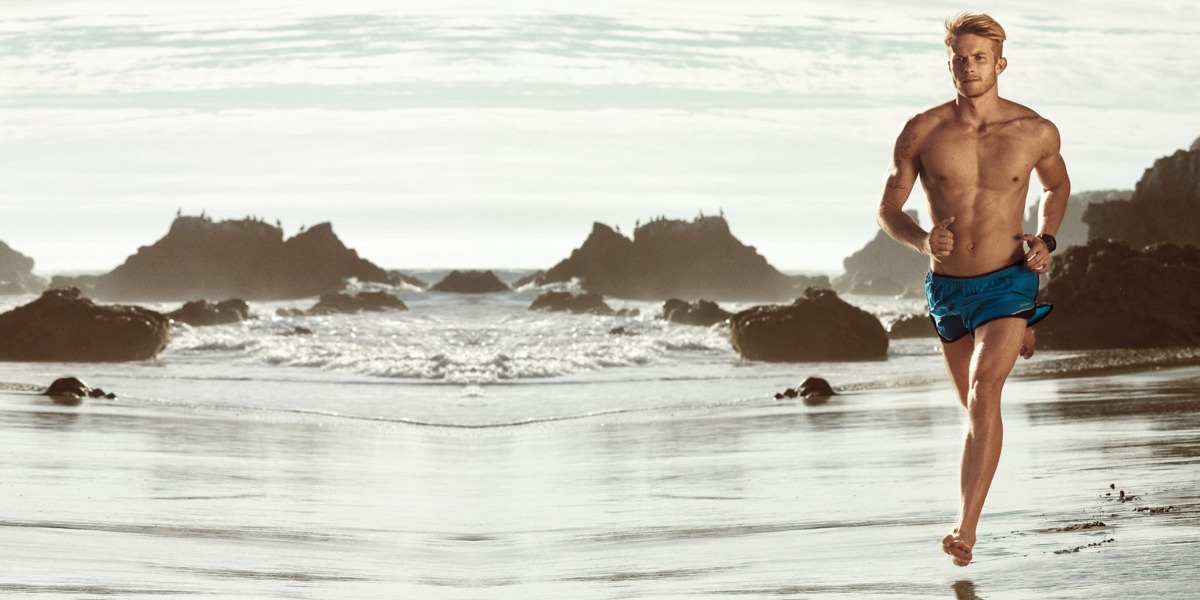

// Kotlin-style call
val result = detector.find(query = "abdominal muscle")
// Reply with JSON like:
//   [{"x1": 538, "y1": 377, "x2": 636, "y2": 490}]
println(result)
[{"x1": 928, "y1": 195, "x2": 1027, "y2": 277}]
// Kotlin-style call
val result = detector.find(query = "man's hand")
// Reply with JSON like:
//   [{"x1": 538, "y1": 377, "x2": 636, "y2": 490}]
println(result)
[
  {"x1": 1022, "y1": 234, "x2": 1051, "y2": 274},
  {"x1": 924, "y1": 216, "x2": 955, "y2": 259}
]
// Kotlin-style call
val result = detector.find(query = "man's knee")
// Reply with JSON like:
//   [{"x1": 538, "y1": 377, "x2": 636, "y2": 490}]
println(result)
[{"x1": 967, "y1": 378, "x2": 1004, "y2": 418}]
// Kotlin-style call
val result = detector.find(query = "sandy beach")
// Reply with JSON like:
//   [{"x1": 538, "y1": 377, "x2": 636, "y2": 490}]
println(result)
[{"x1": 3, "y1": 364, "x2": 1198, "y2": 599}]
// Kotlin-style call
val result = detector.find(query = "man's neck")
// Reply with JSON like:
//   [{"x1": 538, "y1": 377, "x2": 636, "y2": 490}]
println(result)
[{"x1": 953, "y1": 92, "x2": 1004, "y2": 126}]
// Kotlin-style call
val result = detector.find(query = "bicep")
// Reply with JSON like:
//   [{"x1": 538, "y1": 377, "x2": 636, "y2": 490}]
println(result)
[
  {"x1": 1034, "y1": 122, "x2": 1069, "y2": 190},
  {"x1": 880, "y1": 125, "x2": 922, "y2": 210},
  {"x1": 1035, "y1": 153, "x2": 1068, "y2": 190}
]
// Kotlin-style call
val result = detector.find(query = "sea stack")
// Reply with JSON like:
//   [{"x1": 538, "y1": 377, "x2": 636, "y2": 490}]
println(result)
[
  {"x1": 542, "y1": 215, "x2": 825, "y2": 301},
  {"x1": 0, "y1": 240, "x2": 48, "y2": 295},
  {"x1": 50, "y1": 215, "x2": 400, "y2": 301}
]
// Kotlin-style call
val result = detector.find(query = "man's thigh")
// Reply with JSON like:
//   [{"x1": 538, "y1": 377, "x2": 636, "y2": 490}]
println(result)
[{"x1": 969, "y1": 318, "x2": 1027, "y2": 389}]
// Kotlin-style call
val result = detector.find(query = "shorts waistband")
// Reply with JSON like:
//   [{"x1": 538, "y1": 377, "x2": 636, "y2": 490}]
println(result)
[{"x1": 927, "y1": 261, "x2": 1026, "y2": 282}]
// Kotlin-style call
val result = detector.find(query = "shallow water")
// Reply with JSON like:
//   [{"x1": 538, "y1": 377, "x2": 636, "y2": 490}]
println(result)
[{"x1": 3, "y1": 367, "x2": 1199, "y2": 598}]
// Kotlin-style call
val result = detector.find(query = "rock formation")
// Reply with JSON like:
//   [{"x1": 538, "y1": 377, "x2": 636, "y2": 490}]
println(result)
[
  {"x1": 44, "y1": 376, "x2": 116, "y2": 405},
  {"x1": 0, "y1": 287, "x2": 170, "y2": 362},
  {"x1": 431, "y1": 270, "x2": 510, "y2": 294},
  {"x1": 512, "y1": 270, "x2": 547, "y2": 290},
  {"x1": 0, "y1": 241, "x2": 48, "y2": 295},
  {"x1": 542, "y1": 215, "x2": 823, "y2": 301},
  {"x1": 887, "y1": 313, "x2": 935, "y2": 339},
  {"x1": 834, "y1": 210, "x2": 929, "y2": 297},
  {"x1": 529, "y1": 291, "x2": 613, "y2": 314},
  {"x1": 1038, "y1": 240, "x2": 1200, "y2": 349},
  {"x1": 389, "y1": 271, "x2": 429, "y2": 290},
  {"x1": 661, "y1": 299, "x2": 732, "y2": 327},
  {"x1": 50, "y1": 216, "x2": 399, "y2": 301},
  {"x1": 729, "y1": 288, "x2": 888, "y2": 362},
  {"x1": 305, "y1": 291, "x2": 408, "y2": 315},
  {"x1": 167, "y1": 299, "x2": 251, "y2": 327},
  {"x1": 1084, "y1": 138, "x2": 1200, "y2": 247},
  {"x1": 1023, "y1": 189, "x2": 1130, "y2": 250},
  {"x1": 528, "y1": 291, "x2": 638, "y2": 317}
]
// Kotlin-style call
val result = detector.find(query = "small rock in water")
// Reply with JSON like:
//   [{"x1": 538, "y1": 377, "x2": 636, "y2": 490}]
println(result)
[
  {"x1": 774, "y1": 377, "x2": 835, "y2": 402},
  {"x1": 798, "y1": 377, "x2": 835, "y2": 399},
  {"x1": 43, "y1": 377, "x2": 116, "y2": 405}
]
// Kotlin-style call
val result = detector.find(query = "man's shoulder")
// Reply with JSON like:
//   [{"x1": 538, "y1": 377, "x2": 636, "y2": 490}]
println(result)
[
  {"x1": 902, "y1": 102, "x2": 955, "y2": 135},
  {"x1": 1002, "y1": 100, "x2": 1057, "y2": 131}
]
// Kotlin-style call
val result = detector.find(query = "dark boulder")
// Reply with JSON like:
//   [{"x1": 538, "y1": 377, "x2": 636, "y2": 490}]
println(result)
[
  {"x1": 798, "y1": 376, "x2": 836, "y2": 399},
  {"x1": 662, "y1": 298, "x2": 732, "y2": 327},
  {"x1": 530, "y1": 291, "x2": 613, "y2": 315},
  {"x1": 431, "y1": 270, "x2": 510, "y2": 294},
  {"x1": 542, "y1": 216, "x2": 816, "y2": 301},
  {"x1": 887, "y1": 313, "x2": 935, "y2": 339},
  {"x1": 50, "y1": 215, "x2": 398, "y2": 301},
  {"x1": 1084, "y1": 138, "x2": 1200, "y2": 248},
  {"x1": 306, "y1": 291, "x2": 407, "y2": 315},
  {"x1": 834, "y1": 210, "x2": 929, "y2": 297},
  {"x1": 0, "y1": 287, "x2": 169, "y2": 362},
  {"x1": 44, "y1": 376, "x2": 116, "y2": 405},
  {"x1": 167, "y1": 299, "x2": 250, "y2": 327},
  {"x1": 730, "y1": 288, "x2": 888, "y2": 362},
  {"x1": 1038, "y1": 240, "x2": 1200, "y2": 349},
  {"x1": 0, "y1": 240, "x2": 48, "y2": 295},
  {"x1": 773, "y1": 377, "x2": 837, "y2": 405}
]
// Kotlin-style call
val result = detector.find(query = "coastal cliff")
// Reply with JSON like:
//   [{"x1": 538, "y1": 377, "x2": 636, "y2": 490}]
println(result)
[
  {"x1": 51, "y1": 216, "x2": 399, "y2": 301},
  {"x1": 0, "y1": 241, "x2": 48, "y2": 295},
  {"x1": 1023, "y1": 189, "x2": 1130, "y2": 250},
  {"x1": 834, "y1": 210, "x2": 928, "y2": 297},
  {"x1": 1084, "y1": 137, "x2": 1200, "y2": 247},
  {"x1": 543, "y1": 215, "x2": 825, "y2": 301}
]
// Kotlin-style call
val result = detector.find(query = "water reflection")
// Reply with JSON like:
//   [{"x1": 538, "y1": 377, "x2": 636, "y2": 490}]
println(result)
[{"x1": 953, "y1": 579, "x2": 983, "y2": 599}]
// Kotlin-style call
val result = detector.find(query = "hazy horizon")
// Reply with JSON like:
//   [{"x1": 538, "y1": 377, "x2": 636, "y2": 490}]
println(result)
[{"x1": 3, "y1": 0, "x2": 1198, "y2": 273}]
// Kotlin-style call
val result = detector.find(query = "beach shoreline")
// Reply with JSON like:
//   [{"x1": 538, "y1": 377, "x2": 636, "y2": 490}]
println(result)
[{"x1": 3, "y1": 359, "x2": 1199, "y2": 598}]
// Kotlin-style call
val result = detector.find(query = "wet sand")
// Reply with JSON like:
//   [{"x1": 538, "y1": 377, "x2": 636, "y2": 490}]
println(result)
[{"x1": 3, "y1": 366, "x2": 1199, "y2": 599}]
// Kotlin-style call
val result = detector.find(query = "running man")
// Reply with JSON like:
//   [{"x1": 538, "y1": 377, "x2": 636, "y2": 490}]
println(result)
[{"x1": 875, "y1": 13, "x2": 1070, "y2": 566}]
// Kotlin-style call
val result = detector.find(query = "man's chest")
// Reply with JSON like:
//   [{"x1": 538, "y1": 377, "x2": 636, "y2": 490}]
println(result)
[{"x1": 919, "y1": 128, "x2": 1040, "y2": 191}]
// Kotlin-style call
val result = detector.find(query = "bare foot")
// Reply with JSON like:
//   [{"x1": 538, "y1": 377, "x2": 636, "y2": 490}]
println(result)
[
  {"x1": 942, "y1": 530, "x2": 974, "y2": 567},
  {"x1": 1018, "y1": 327, "x2": 1036, "y2": 360}
]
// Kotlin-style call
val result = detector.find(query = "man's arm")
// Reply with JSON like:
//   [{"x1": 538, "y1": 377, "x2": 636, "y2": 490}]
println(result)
[
  {"x1": 1032, "y1": 121, "x2": 1070, "y2": 238},
  {"x1": 876, "y1": 117, "x2": 953, "y2": 258}
]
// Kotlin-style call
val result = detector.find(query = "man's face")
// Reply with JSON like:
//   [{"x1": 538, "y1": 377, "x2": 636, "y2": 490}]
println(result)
[{"x1": 946, "y1": 33, "x2": 1006, "y2": 98}]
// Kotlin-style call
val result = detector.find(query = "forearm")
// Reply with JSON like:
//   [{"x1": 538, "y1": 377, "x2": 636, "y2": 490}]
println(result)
[
  {"x1": 877, "y1": 203, "x2": 929, "y2": 255},
  {"x1": 1037, "y1": 179, "x2": 1071, "y2": 237}
]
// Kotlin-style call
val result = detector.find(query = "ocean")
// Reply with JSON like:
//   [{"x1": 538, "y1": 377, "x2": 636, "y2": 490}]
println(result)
[{"x1": 2, "y1": 272, "x2": 1198, "y2": 599}]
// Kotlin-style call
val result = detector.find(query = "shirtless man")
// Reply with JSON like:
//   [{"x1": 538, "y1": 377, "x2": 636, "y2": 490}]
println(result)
[{"x1": 876, "y1": 13, "x2": 1070, "y2": 567}]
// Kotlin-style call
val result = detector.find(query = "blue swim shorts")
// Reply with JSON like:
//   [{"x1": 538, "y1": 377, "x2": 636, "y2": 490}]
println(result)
[{"x1": 924, "y1": 262, "x2": 1052, "y2": 342}]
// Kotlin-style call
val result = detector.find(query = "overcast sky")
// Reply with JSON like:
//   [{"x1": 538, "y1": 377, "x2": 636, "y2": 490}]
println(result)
[{"x1": 2, "y1": 0, "x2": 1198, "y2": 273}]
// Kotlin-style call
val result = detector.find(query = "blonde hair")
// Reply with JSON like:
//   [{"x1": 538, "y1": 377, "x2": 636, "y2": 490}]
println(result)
[{"x1": 944, "y1": 12, "x2": 1006, "y2": 57}]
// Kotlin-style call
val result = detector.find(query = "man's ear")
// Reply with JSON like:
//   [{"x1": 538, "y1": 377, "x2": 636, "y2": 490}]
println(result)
[{"x1": 997, "y1": 56, "x2": 1008, "y2": 74}]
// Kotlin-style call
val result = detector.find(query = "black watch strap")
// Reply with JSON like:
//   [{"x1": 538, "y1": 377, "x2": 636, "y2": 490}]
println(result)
[{"x1": 1037, "y1": 233, "x2": 1057, "y2": 253}]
